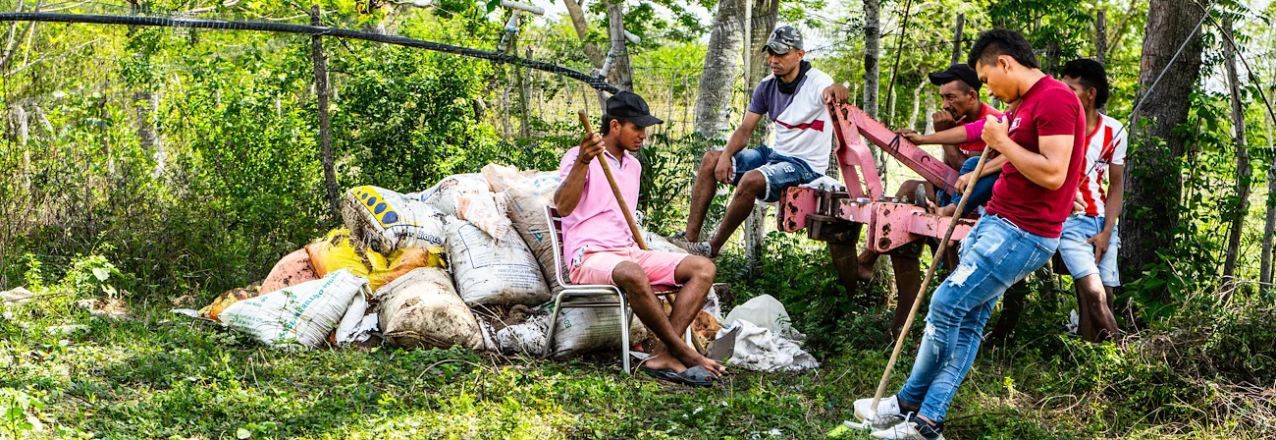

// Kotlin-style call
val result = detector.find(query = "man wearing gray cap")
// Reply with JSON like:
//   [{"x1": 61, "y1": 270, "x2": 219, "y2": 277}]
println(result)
[{"x1": 671, "y1": 25, "x2": 850, "y2": 257}]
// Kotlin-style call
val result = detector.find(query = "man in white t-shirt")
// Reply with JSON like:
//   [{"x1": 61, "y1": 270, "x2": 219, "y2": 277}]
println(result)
[
  {"x1": 1059, "y1": 58, "x2": 1125, "y2": 342},
  {"x1": 669, "y1": 25, "x2": 849, "y2": 257}
]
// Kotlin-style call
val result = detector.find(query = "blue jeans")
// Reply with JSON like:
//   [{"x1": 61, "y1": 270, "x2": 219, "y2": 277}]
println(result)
[
  {"x1": 937, "y1": 157, "x2": 999, "y2": 216},
  {"x1": 897, "y1": 212, "x2": 1059, "y2": 422},
  {"x1": 731, "y1": 145, "x2": 820, "y2": 203}
]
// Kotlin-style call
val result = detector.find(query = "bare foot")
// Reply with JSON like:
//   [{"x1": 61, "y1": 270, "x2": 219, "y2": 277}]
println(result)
[
  {"x1": 936, "y1": 204, "x2": 958, "y2": 217},
  {"x1": 642, "y1": 351, "x2": 687, "y2": 373},
  {"x1": 674, "y1": 349, "x2": 727, "y2": 377}
]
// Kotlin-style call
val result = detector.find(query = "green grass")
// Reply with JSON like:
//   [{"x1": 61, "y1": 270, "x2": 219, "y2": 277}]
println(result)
[
  {"x1": 2, "y1": 248, "x2": 1272, "y2": 439},
  {"x1": 0, "y1": 296, "x2": 1070, "y2": 439}
]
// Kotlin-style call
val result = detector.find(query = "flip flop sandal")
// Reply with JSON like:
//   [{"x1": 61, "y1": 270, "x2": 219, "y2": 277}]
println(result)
[
  {"x1": 676, "y1": 366, "x2": 718, "y2": 387},
  {"x1": 639, "y1": 366, "x2": 718, "y2": 387},
  {"x1": 640, "y1": 367, "x2": 685, "y2": 384}
]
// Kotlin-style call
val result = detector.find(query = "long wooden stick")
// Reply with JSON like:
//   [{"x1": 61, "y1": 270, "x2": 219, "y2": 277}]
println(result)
[
  {"x1": 869, "y1": 143, "x2": 995, "y2": 413},
  {"x1": 577, "y1": 109, "x2": 649, "y2": 250}
]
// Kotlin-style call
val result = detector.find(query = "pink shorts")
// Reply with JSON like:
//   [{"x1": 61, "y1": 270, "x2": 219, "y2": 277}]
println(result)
[{"x1": 569, "y1": 246, "x2": 689, "y2": 287}]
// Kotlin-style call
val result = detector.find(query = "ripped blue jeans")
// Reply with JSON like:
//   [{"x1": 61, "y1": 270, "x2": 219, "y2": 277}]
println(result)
[{"x1": 897, "y1": 212, "x2": 1058, "y2": 423}]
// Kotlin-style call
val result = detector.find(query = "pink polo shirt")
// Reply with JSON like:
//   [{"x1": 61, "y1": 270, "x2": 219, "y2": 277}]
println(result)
[{"x1": 557, "y1": 147, "x2": 641, "y2": 267}]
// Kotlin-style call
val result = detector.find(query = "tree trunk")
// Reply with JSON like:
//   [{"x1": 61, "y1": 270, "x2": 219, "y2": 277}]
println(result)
[
  {"x1": 742, "y1": 0, "x2": 779, "y2": 274},
  {"x1": 311, "y1": 6, "x2": 341, "y2": 221},
  {"x1": 744, "y1": 0, "x2": 778, "y2": 89},
  {"x1": 134, "y1": 91, "x2": 163, "y2": 172},
  {"x1": 13, "y1": 104, "x2": 26, "y2": 147},
  {"x1": 1221, "y1": 17, "x2": 1250, "y2": 291},
  {"x1": 563, "y1": 0, "x2": 605, "y2": 68},
  {"x1": 682, "y1": 74, "x2": 691, "y2": 136},
  {"x1": 950, "y1": 13, "x2": 964, "y2": 66},
  {"x1": 1261, "y1": 100, "x2": 1275, "y2": 294},
  {"x1": 1095, "y1": 8, "x2": 1108, "y2": 64},
  {"x1": 862, "y1": 0, "x2": 880, "y2": 120},
  {"x1": 1043, "y1": 40, "x2": 1062, "y2": 75},
  {"x1": 502, "y1": 75, "x2": 512, "y2": 141},
  {"x1": 605, "y1": 1, "x2": 633, "y2": 92},
  {"x1": 924, "y1": 89, "x2": 935, "y2": 134},
  {"x1": 519, "y1": 46, "x2": 532, "y2": 138},
  {"x1": 907, "y1": 80, "x2": 925, "y2": 133},
  {"x1": 693, "y1": 0, "x2": 745, "y2": 139},
  {"x1": 1119, "y1": 0, "x2": 1205, "y2": 301},
  {"x1": 0, "y1": 0, "x2": 29, "y2": 73}
]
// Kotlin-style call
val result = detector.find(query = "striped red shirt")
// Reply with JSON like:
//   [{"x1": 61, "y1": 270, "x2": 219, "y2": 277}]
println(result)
[{"x1": 1077, "y1": 114, "x2": 1127, "y2": 217}]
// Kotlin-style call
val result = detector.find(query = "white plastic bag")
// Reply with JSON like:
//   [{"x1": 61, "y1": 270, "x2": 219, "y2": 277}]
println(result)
[
  {"x1": 725, "y1": 294, "x2": 802, "y2": 339},
  {"x1": 422, "y1": 174, "x2": 511, "y2": 240},
  {"x1": 377, "y1": 267, "x2": 484, "y2": 350},
  {"x1": 715, "y1": 319, "x2": 819, "y2": 372},
  {"x1": 343, "y1": 186, "x2": 447, "y2": 254},
  {"x1": 445, "y1": 216, "x2": 550, "y2": 306},
  {"x1": 221, "y1": 269, "x2": 367, "y2": 349}
]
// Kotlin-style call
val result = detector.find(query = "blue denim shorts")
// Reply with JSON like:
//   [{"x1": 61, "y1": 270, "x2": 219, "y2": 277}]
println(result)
[
  {"x1": 1058, "y1": 214, "x2": 1121, "y2": 287},
  {"x1": 731, "y1": 145, "x2": 820, "y2": 203}
]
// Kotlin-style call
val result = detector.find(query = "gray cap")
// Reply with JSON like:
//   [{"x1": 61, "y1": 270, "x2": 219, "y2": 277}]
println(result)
[{"x1": 763, "y1": 25, "x2": 804, "y2": 54}]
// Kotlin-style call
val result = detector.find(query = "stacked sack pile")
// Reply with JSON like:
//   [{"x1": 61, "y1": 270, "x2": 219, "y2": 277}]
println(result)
[{"x1": 198, "y1": 164, "x2": 723, "y2": 359}]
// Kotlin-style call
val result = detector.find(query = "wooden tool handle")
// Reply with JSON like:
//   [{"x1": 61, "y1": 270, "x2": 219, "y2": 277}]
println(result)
[
  {"x1": 870, "y1": 143, "x2": 995, "y2": 412},
  {"x1": 577, "y1": 110, "x2": 649, "y2": 250}
]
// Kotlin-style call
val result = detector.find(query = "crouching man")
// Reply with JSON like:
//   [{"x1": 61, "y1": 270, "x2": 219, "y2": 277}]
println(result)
[{"x1": 554, "y1": 91, "x2": 726, "y2": 386}]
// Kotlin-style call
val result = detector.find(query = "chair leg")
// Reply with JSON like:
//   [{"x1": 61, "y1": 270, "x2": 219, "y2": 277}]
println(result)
[
  {"x1": 618, "y1": 292, "x2": 631, "y2": 375},
  {"x1": 546, "y1": 293, "x2": 567, "y2": 359}
]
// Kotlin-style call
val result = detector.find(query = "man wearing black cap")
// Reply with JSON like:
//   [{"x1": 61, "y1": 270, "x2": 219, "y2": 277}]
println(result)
[
  {"x1": 670, "y1": 25, "x2": 850, "y2": 257},
  {"x1": 928, "y1": 64, "x2": 1003, "y2": 170},
  {"x1": 889, "y1": 64, "x2": 1005, "y2": 220},
  {"x1": 555, "y1": 91, "x2": 726, "y2": 386}
]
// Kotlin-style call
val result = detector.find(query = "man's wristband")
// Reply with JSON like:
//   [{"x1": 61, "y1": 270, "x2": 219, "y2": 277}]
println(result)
[{"x1": 578, "y1": 157, "x2": 591, "y2": 165}]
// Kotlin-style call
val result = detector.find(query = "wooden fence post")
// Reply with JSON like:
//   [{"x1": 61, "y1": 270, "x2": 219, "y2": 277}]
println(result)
[{"x1": 311, "y1": 6, "x2": 341, "y2": 221}]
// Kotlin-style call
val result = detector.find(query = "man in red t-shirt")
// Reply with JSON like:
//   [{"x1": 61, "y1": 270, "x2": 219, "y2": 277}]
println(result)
[{"x1": 853, "y1": 30, "x2": 1086, "y2": 440}]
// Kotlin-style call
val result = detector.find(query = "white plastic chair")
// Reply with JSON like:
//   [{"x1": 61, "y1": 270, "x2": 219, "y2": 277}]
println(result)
[{"x1": 544, "y1": 206, "x2": 694, "y2": 374}]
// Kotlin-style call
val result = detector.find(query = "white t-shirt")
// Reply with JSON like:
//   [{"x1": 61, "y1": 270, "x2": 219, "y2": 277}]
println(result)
[
  {"x1": 1078, "y1": 114, "x2": 1127, "y2": 217},
  {"x1": 747, "y1": 66, "x2": 835, "y2": 174}
]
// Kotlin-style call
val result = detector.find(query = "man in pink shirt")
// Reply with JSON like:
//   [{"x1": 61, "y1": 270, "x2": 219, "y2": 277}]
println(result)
[{"x1": 554, "y1": 91, "x2": 725, "y2": 385}]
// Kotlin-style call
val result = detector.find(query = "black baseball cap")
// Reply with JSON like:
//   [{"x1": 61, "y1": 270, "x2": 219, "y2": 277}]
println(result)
[
  {"x1": 928, "y1": 64, "x2": 981, "y2": 90},
  {"x1": 605, "y1": 91, "x2": 663, "y2": 128}
]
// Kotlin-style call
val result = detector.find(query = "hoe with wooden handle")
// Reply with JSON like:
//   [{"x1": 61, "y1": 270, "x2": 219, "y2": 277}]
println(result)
[{"x1": 861, "y1": 141, "x2": 996, "y2": 423}]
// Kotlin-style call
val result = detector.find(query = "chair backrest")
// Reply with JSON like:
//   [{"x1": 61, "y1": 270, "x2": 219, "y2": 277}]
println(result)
[{"x1": 544, "y1": 206, "x2": 572, "y2": 288}]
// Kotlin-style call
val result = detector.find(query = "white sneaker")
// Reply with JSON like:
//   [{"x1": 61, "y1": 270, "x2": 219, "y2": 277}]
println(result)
[
  {"x1": 854, "y1": 395, "x2": 904, "y2": 426},
  {"x1": 871, "y1": 414, "x2": 945, "y2": 440}
]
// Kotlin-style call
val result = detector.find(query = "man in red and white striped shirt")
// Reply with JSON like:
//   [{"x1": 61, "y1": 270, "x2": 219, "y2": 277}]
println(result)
[{"x1": 1058, "y1": 59, "x2": 1125, "y2": 342}]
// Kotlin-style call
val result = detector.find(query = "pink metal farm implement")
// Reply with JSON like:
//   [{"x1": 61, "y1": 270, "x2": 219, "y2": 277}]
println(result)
[{"x1": 776, "y1": 103, "x2": 977, "y2": 290}]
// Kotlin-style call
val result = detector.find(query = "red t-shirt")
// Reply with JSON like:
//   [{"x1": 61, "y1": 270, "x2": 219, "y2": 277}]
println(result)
[
  {"x1": 957, "y1": 103, "x2": 1003, "y2": 155},
  {"x1": 983, "y1": 76, "x2": 1086, "y2": 238}
]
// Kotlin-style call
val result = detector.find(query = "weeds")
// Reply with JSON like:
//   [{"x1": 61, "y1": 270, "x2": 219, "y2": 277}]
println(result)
[{"x1": 5, "y1": 250, "x2": 1273, "y2": 439}]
